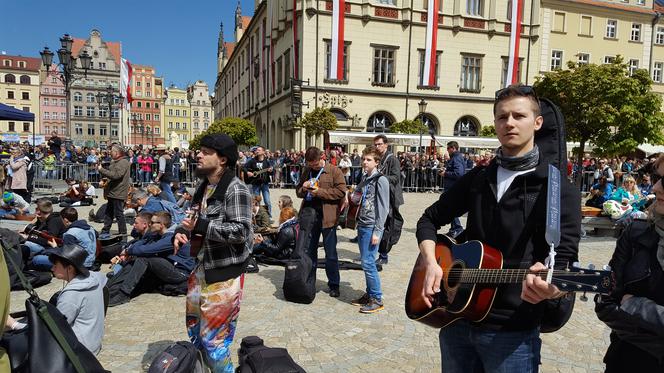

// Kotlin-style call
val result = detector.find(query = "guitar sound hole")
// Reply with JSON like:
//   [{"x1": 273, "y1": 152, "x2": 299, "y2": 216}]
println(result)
[{"x1": 446, "y1": 262, "x2": 464, "y2": 288}]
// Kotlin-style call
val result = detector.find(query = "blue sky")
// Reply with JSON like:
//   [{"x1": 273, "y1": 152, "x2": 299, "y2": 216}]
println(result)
[{"x1": 1, "y1": 0, "x2": 256, "y2": 92}]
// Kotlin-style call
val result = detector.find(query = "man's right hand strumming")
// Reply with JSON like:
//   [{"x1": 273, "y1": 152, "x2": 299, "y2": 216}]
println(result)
[
  {"x1": 419, "y1": 239, "x2": 443, "y2": 308},
  {"x1": 173, "y1": 233, "x2": 189, "y2": 255}
]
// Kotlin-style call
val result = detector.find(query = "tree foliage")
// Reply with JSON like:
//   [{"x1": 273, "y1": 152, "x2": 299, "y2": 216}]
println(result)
[
  {"x1": 480, "y1": 125, "x2": 497, "y2": 138},
  {"x1": 295, "y1": 107, "x2": 338, "y2": 137},
  {"x1": 534, "y1": 56, "x2": 664, "y2": 183},
  {"x1": 189, "y1": 117, "x2": 259, "y2": 150},
  {"x1": 390, "y1": 119, "x2": 427, "y2": 134}
]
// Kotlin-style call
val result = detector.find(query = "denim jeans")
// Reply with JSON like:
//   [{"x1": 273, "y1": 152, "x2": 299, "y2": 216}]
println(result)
[
  {"x1": 159, "y1": 181, "x2": 177, "y2": 203},
  {"x1": 357, "y1": 226, "x2": 382, "y2": 299},
  {"x1": 251, "y1": 183, "x2": 272, "y2": 217},
  {"x1": 24, "y1": 241, "x2": 53, "y2": 271},
  {"x1": 307, "y1": 214, "x2": 340, "y2": 289},
  {"x1": 439, "y1": 320, "x2": 541, "y2": 373},
  {"x1": 139, "y1": 170, "x2": 151, "y2": 183},
  {"x1": 0, "y1": 208, "x2": 18, "y2": 218}
]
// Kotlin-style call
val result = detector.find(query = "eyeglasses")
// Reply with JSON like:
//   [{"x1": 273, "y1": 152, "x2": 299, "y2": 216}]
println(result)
[{"x1": 495, "y1": 85, "x2": 540, "y2": 104}]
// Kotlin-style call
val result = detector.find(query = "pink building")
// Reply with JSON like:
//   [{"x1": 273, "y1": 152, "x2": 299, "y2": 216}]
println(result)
[{"x1": 39, "y1": 64, "x2": 67, "y2": 136}]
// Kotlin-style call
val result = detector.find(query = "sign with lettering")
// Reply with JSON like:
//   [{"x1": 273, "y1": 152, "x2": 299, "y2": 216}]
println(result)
[{"x1": 319, "y1": 92, "x2": 353, "y2": 109}]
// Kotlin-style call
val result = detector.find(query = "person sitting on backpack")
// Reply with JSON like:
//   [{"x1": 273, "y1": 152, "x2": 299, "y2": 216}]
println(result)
[
  {"x1": 253, "y1": 207, "x2": 297, "y2": 259},
  {"x1": 108, "y1": 211, "x2": 194, "y2": 306},
  {"x1": 252, "y1": 195, "x2": 271, "y2": 230},
  {"x1": 20, "y1": 199, "x2": 67, "y2": 271},
  {"x1": 585, "y1": 176, "x2": 614, "y2": 209},
  {"x1": 6, "y1": 244, "x2": 106, "y2": 354},
  {"x1": 44, "y1": 208, "x2": 97, "y2": 270},
  {"x1": 0, "y1": 191, "x2": 30, "y2": 219},
  {"x1": 132, "y1": 188, "x2": 186, "y2": 226}
]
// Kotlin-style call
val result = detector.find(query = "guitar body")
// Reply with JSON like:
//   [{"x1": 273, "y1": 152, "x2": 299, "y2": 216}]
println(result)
[
  {"x1": 405, "y1": 236, "x2": 503, "y2": 329},
  {"x1": 344, "y1": 200, "x2": 360, "y2": 230}
]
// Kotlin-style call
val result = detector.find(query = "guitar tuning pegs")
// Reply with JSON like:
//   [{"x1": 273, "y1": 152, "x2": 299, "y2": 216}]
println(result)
[
  {"x1": 603, "y1": 265, "x2": 611, "y2": 271},
  {"x1": 588, "y1": 264, "x2": 595, "y2": 270},
  {"x1": 572, "y1": 261, "x2": 580, "y2": 268},
  {"x1": 580, "y1": 292, "x2": 588, "y2": 302}
]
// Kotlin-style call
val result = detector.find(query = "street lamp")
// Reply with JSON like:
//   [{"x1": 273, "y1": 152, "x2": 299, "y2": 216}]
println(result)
[
  {"x1": 96, "y1": 84, "x2": 122, "y2": 145},
  {"x1": 132, "y1": 114, "x2": 144, "y2": 146},
  {"x1": 418, "y1": 98, "x2": 427, "y2": 154},
  {"x1": 40, "y1": 34, "x2": 92, "y2": 139}
]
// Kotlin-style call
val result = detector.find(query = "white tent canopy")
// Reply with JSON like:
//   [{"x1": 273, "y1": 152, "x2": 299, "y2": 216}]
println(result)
[{"x1": 637, "y1": 143, "x2": 664, "y2": 156}]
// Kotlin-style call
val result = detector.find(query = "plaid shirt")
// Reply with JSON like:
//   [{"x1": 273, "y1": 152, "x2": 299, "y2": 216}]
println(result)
[{"x1": 192, "y1": 177, "x2": 253, "y2": 272}]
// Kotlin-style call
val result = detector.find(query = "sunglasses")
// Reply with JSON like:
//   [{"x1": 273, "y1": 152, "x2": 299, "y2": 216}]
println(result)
[{"x1": 495, "y1": 85, "x2": 539, "y2": 103}]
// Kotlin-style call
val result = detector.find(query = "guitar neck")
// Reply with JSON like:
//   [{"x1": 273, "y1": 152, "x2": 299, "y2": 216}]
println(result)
[{"x1": 454, "y1": 269, "x2": 599, "y2": 286}]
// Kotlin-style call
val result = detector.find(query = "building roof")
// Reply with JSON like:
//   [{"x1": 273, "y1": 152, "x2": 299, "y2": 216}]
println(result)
[
  {"x1": 71, "y1": 37, "x2": 122, "y2": 66},
  {"x1": 0, "y1": 55, "x2": 42, "y2": 72},
  {"x1": 224, "y1": 42, "x2": 236, "y2": 57},
  {"x1": 656, "y1": 2, "x2": 664, "y2": 12},
  {"x1": 242, "y1": 16, "x2": 252, "y2": 30},
  {"x1": 566, "y1": 0, "x2": 654, "y2": 14}
]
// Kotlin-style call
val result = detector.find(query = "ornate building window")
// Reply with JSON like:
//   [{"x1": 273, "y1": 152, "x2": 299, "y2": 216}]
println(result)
[
  {"x1": 367, "y1": 112, "x2": 394, "y2": 132},
  {"x1": 454, "y1": 116, "x2": 479, "y2": 136}
]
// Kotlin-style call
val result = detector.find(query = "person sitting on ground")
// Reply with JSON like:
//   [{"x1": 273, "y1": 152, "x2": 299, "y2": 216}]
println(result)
[
  {"x1": 146, "y1": 183, "x2": 171, "y2": 202},
  {"x1": 20, "y1": 199, "x2": 67, "y2": 271},
  {"x1": 107, "y1": 211, "x2": 194, "y2": 306},
  {"x1": 253, "y1": 207, "x2": 298, "y2": 260},
  {"x1": 177, "y1": 190, "x2": 193, "y2": 211},
  {"x1": 59, "y1": 180, "x2": 96, "y2": 207},
  {"x1": 277, "y1": 195, "x2": 294, "y2": 211},
  {"x1": 6, "y1": 244, "x2": 106, "y2": 354},
  {"x1": 132, "y1": 188, "x2": 186, "y2": 226},
  {"x1": 610, "y1": 176, "x2": 653, "y2": 211},
  {"x1": 109, "y1": 212, "x2": 153, "y2": 274},
  {"x1": 585, "y1": 176, "x2": 614, "y2": 209},
  {"x1": 0, "y1": 191, "x2": 30, "y2": 219},
  {"x1": 252, "y1": 195, "x2": 270, "y2": 230},
  {"x1": 43, "y1": 207, "x2": 97, "y2": 271}
]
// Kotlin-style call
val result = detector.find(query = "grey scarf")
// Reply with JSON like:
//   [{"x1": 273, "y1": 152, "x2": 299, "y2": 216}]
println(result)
[
  {"x1": 495, "y1": 145, "x2": 540, "y2": 171},
  {"x1": 651, "y1": 211, "x2": 664, "y2": 270}
]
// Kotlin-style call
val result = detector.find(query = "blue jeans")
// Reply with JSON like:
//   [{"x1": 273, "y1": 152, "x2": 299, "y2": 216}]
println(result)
[
  {"x1": 159, "y1": 181, "x2": 177, "y2": 203},
  {"x1": 251, "y1": 184, "x2": 272, "y2": 217},
  {"x1": 24, "y1": 241, "x2": 53, "y2": 271},
  {"x1": 439, "y1": 320, "x2": 541, "y2": 373},
  {"x1": 0, "y1": 208, "x2": 18, "y2": 218},
  {"x1": 357, "y1": 226, "x2": 382, "y2": 299},
  {"x1": 139, "y1": 170, "x2": 151, "y2": 183},
  {"x1": 307, "y1": 215, "x2": 340, "y2": 289}
]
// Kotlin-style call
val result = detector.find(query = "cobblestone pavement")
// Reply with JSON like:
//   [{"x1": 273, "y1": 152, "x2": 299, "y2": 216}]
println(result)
[{"x1": 5, "y1": 189, "x2": 615, "y2": 372}]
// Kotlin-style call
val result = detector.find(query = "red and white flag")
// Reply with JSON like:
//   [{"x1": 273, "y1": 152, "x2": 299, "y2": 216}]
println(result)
[
  {"x1": 292, "y1": 0, "x2": 299, "y2": 80},
  {"x1": 268, "y1": 1, "x2": 275, "y2": 94},
  {"x1": 120, "y1": 58, "x2": 133, "y2": 107},
  {"x1": 329, "y1": 0, "x2": 345, "y2": 80},
  {"x1": 422, "y1": 0, "x2": 440, "y2": 86},
  {"x1": 506, "y1": 0, "x2": 523, "y2": 86}
]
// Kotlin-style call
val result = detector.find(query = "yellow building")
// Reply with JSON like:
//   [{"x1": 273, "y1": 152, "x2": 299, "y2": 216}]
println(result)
[
  {"x1": 163, "y1": 86, "x2": 191, "y2": 148},
  {"x1": 187, "y1": 80, "x2": 214, "y2": 139},
  {"x1": 0, "y1": 55, "x2": 41, "y2": 139}
]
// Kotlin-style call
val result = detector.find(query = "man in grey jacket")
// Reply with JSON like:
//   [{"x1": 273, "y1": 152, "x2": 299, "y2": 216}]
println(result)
[
  {"x1": 98, "y1": 145, "x2": 131, "y2": 239},
  {"x1": 373, "y1": 134, "x2": 404, "y2": 265}
]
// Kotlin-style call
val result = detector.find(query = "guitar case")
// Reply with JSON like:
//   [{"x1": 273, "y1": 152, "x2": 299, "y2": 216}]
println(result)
[
  {"x1": 535, "y1": 97, "x2": 577, "y2": 333},
  {"x1": 282, "y1": 207, "x2": 316, "y2": 304}
]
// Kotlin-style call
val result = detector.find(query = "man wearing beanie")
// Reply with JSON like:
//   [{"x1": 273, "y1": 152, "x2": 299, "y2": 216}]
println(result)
[
  {"x1": 0, "y1": 191, "x2": 30, "y2": 219},
  {"x1": 174, "y1": 134, "x2": 253, "y2": 372}
]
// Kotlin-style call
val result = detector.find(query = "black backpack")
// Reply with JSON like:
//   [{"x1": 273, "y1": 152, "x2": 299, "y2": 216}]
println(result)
[
  {"x1": 147, "y1": 341, "x2": 204, "y2": 373},
  {"x1": 236, "y1": 336, "x2": 305, "y2": 373},
  {"x1": 282, "y1": 207, "x2": 316, "y2": 304}
]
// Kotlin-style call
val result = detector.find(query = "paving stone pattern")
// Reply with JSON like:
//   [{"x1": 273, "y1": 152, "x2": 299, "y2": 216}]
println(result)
[{"x1": 6, "y1": 189, "x2": 614, "y2": 372}]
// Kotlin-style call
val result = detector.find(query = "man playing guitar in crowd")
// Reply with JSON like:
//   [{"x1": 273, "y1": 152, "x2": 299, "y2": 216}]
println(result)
[
  {"x1": 244, "y1": 146, "x2": 273, "y2": 218},
  {"x1": 415, "y1": 85, "x2": 581, "y2": 372},
  {"x1": 173, "y1": 134, "x2": 253, "y2": 372}
]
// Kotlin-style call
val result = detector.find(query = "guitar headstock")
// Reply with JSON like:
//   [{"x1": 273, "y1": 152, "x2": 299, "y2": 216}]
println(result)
[{"x1": 551, "y1": 263, "x2": 613, "y2": 295}]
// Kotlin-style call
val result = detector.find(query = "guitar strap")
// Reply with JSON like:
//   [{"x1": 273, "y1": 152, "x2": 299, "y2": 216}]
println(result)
[{"x1": 544, "y1": 165, "x2": 561, "y2": 283}]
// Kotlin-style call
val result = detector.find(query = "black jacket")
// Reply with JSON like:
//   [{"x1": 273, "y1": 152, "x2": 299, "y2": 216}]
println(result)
[
  {"x1": 257, "y1": 223, "x2": 297, "y2": 260},
  {"x1": 595, "y1": 221, "x2": 664, "y2": 369},
  {"x1": 379, "y1": 151, "x2": 403, "y2": 207},
  {"x1": 26, "y1": 212, "x2": 67, "y2": 247},
  {"x1": 416, "y1": 158, "x2": 581, "y2": 331}
]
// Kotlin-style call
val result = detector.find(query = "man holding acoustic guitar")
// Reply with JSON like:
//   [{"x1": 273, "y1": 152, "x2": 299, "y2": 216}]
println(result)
[{"x1": 414, "y1": 85, "x2": 581, "y2": 372}]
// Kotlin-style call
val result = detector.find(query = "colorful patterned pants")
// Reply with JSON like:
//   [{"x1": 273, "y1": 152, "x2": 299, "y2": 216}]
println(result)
[{"x1": 186, "y1": 264, "x2": 244, "y2": 373}]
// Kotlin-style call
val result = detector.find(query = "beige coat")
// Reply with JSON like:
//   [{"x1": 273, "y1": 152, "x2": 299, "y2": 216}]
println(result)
[{"x1": 9, "y1": 158, "x2": 27, "y2": 190}]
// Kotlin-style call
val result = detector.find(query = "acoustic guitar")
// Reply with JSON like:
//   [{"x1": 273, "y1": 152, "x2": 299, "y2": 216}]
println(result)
[
  {"x1": 404, "y1": 235, "x2": 613, "y2": 329},
  {"x1": 187, "y1": 205, "x2": 204, "y2": 257},
  {"x1": 342, "y1": 187, "x2": 361, "y2": 230},
  {"x1": 24, "y1": 227, "x2": 64, "y2": 246}
]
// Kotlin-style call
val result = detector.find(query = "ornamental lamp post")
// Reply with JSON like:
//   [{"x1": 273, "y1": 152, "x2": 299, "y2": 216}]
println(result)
[
  {"x1": 40, "y1": 34, "x2": 92, "y2": 139},
  {"x1": 96, "y1": 85, "x2": 121, "y2": 144},
  {"x1": 418, "y1": 98, "x2": 427, "y2": 154}
]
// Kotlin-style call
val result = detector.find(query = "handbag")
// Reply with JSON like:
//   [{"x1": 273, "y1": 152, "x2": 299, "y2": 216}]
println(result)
[{"x1": 0, "y1": 242, "x2": 108, "y2": 373}]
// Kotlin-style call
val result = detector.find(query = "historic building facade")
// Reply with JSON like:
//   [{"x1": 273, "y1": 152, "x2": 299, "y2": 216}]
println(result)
[
  {"x1": 128, "y1": 64, "x2": 165, "y2": 147},
  {"x1": 163, "y1": 86, "x2": 191, "y2": 148},
  {"x1": 40, "y1": 64, "x2": 67, "y2": 138},
  {"x1": 69, "y1": 29, "x2": 122, "y2": 147},
  {"x1": 0, "y1": 54, "x2": 41, "y2": 138},
  {"x1": 187, "y1": 80, "x2": 214, "y2": 139},
  {"x1": 214, "y1": 0, "x2": 664, "y2": 151}
]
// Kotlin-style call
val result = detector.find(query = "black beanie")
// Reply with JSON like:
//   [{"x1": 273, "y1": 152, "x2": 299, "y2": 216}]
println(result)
[{"x1": 200, "y1": 134, "x2": 238, "y2": 167}]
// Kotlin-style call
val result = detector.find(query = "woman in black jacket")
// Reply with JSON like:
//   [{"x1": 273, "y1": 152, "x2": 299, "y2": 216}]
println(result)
[
  {"x1": 595, "y1": 155, "x2": 664, "y2": 372},
  {"x1": 253, "y1": 207, "x2": 297, "y2": 260}
]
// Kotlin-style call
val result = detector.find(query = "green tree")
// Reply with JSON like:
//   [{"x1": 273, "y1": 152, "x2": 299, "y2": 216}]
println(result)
[
  {"x1": 390, "y1": 119, "x2": 427, "y2": 134},
  {"x1": 189, "y1": 117, "x2": 259, "y2": 150},
  {"x1": 479, "y1": 125, "x2": 497, "y2": 138},
  {"x1": 534, "y1": 56, "x2": 664, "y2": 184},
  {"x1": 295, "y1": 107, "x2": 337, "y2": 137}
]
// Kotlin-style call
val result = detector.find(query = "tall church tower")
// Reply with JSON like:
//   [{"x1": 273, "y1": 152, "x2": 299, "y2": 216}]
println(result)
[
  {"x1": 217, "y1": 22, "x2": 227, "y2": 73},
  {"x1": 235, "y1": 1, "x2": 244, "y2": 42}
]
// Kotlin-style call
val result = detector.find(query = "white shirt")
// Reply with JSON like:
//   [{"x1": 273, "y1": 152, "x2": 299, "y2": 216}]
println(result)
[{"x1": 496, "y1": 166, "x2": 535, "y2": 202}]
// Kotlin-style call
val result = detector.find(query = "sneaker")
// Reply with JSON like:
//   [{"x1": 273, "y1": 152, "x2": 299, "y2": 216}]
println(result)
[
  {"x1": 351, "y1": 293, "x2": 370, "y2": 306},
  {"x1": 99, "y1": 232, "x2": 111, "y2": 240},
  {"x1": 328, "y1": 287, "x2": 340, "y2": 298},
  {"x1": 360, "y1": 298, "x2": 384, "y2": 313},
  {"x1": 349, "y1": 236, "x2": 358, "y2": 243},
  {"x1": 375, "y1": 256, "x2": 388, "y2": 265}
]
